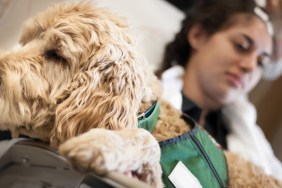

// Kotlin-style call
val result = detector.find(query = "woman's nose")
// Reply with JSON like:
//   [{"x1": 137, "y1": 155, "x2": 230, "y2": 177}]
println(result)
[{"x1": 239, "y1": 53, "x2": 258, "y2": 73}]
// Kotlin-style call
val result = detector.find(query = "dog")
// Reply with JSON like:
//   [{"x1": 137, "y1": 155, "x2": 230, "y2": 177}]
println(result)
[{"x1": 0, "y1": 2, "x2": 281, "y2": 188}]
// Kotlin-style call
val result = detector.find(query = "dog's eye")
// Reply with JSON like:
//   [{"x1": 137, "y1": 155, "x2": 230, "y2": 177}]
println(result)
[{"x1": 44, "y1": 50, "x2": 66, "y2": 63}]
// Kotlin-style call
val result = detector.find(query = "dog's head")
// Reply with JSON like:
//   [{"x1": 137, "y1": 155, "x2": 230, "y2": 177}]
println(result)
[{"x1": 0, "y1": 2, "x2": 153, "y2": 147}]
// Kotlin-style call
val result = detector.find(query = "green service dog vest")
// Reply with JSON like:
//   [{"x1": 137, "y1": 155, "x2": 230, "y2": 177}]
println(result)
[{"x1": 138, "y1": 102, "x2": 228, "y2": 188}]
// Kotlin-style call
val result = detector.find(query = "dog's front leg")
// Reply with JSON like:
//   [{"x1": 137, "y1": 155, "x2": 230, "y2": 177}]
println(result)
[{"x1": 59, "y1": 128, "x2": 163, "y2": 187}]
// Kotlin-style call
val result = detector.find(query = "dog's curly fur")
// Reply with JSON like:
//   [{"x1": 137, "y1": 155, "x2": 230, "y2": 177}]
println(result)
[{"x1": 0, "y1": 2, "x2": 281, "y2": 188}]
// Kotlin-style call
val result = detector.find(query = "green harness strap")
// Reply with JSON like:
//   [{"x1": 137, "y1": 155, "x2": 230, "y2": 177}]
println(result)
[
  {"x1": 137, "y1": 101, "x2": 160, "y2": 132},
  {"x1": 137, "y1": 102, "x2": 228, "y2": 188}
]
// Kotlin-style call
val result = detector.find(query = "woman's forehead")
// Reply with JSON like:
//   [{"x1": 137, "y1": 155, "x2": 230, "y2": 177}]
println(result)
[
  {"x1": 223, "y1": 14, "x2": 273, "y2": 52},
  {"x1": 224, "y1": 13, "x2": 265, "y2": 30}
]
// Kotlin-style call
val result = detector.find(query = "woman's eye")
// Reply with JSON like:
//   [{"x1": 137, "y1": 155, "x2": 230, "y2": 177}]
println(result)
[
  {"x1": 44, "y1": 50, "x2": 66, "y2": 63},
  {"x1": 234, "y1": 42, "x2": 250, "y2": 53}
]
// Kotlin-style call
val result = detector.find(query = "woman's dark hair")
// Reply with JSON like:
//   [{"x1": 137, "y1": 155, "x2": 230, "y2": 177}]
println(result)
[{"x1": 157, "y1": 0, "x2": 267, "y2": 76}]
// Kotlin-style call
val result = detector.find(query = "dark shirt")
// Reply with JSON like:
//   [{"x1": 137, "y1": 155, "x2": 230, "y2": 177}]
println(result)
[
  {"x1": 0, "y1": 130, "x2": 12, "y2": 140},
  {"x1": 181, "y1": 92, "x2": 229, "y2": 149}
]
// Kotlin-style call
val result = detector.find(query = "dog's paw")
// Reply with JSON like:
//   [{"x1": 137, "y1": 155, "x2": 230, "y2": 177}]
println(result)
[
  {"x1": 59, "y1": 128, "x2": 126, "y2": 175},
  {"x1": 59, "y1": 128, "x2": 158, "y2": 175}
]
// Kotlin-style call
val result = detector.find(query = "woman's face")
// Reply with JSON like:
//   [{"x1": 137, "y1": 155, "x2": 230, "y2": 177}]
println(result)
[{"x1": 186, "y1": 14, "x2": 272, "y2": 107}]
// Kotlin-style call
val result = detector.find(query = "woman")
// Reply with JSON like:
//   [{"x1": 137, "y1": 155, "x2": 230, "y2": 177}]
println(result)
[{"x1": 158, "y1": 0, "x2": 282, "y2": 181}]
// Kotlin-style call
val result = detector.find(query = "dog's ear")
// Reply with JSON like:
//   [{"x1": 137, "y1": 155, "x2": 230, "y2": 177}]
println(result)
[
  {"x1": 45, "y1": 2, "x2": 153, "y2": 147},
  {"x1": 50, "y1": 41, "x2": 147, "y2": 147}
]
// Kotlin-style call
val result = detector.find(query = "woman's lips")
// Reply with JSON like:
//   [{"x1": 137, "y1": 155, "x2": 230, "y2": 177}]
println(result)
[{"x1": 226, "y1": 72, "x2": 243, "y2": 88}]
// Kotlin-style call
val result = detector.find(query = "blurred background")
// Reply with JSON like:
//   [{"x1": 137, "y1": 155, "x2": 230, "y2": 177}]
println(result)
[{"x1": 0, "y1": 0, "x2": 281, "y2": 161}]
